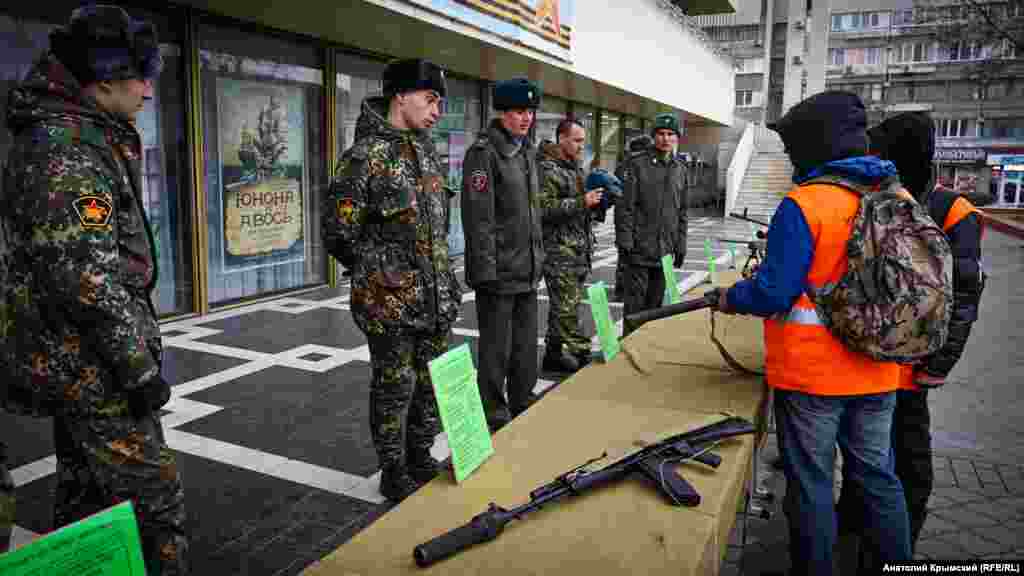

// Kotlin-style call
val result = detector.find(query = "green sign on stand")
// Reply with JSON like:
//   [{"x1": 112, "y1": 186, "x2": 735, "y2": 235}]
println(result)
[
  {"x1": 0, "y1": 501, "x2": 146, "y2": 575},
  {"x1": 587, "y1": 281, "x2": 620, "y2": 362},
  {"x1": 661, "y1": 254, "x2": 681, "y2": 304},
  {"x1": 428, "y1": 343, "x2": 494, "y2": 483}
]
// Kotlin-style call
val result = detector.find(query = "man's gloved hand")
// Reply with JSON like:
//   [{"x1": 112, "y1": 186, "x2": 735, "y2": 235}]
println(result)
[
  {"x1": 673, "y1": 251, "x2": 685, "y2": 268},
  {"x1": 124, "y1": 375, "x2": 171, "y2": 419},
  {"x1": 913, "y1": 370, "x2": 946, "y2": 389}
]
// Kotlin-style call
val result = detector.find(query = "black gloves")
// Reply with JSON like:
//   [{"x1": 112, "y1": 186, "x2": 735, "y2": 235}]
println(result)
[{"x1": 124, "y1": 375, "x2": 171, "y2": 419}]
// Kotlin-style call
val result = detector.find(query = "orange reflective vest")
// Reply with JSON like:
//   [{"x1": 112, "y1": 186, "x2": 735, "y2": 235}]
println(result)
[
  {"x1": 764, "y1": 183, "x2": 903, "y2": 396},
  {"x1": 899, "y1": 195, "x2": 982, "y2": 390}
]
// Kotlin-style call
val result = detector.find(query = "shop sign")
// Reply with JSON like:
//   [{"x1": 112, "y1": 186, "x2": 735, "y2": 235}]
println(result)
[
  {"x1": 403, "y1": 0, "x2": 575, "y2": 62},
  {"x1": 988, "y1": 154, "x2": 1024, "y2": 166},
  {"x1": 934, "y1": 148, "x2": 986, "y2": 164},
  {"x1": 217, "y1": 77, "x2": 307, "y2": 273}
]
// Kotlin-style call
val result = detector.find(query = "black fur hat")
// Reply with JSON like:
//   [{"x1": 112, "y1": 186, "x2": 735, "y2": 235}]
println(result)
[
  {"x1": 493, "y1": 78, "x2": 540, "y2": 111},
  {"x1": 49, "y1": 4, "x2": 163, "y2": 85},
  {"x1": 383, "y1": 59, "x2": 447, "y2": 98}
]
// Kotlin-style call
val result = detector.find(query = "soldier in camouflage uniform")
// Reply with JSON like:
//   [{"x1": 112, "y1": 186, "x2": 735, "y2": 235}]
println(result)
[
  {"x1": 537, "y1": 119, "x2": 603, "y2": 372},
  {"x1": 0, "y1": 6, "x2": 186, "y2": 573},
  {"x1": 322, "y1": 59, "x2": 460, "y2": 502},
  {"x1": 0, "y1": 442, "x2": 13, "y2": 553}
]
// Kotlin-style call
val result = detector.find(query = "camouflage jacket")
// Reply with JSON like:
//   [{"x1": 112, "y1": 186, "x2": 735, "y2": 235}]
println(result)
[
  {"x1": 536, "y1": 141, "x2": 593, "y2": 272},
  {"x1": 323, "y1": 97, "x2": 461, "y2": 336},
  {"x1": 0, "y1": 55, "x2": 162, "y2": 418}
]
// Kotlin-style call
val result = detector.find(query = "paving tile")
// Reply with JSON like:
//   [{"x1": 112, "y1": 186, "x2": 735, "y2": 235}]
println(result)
[
  {"x1": 931, "y1": 486, "x2": 992, "y2": 505},
  {"x1": 920, "y1": 513, "x2": 959, "y2": 537},
  {"x1": 0, "y1": 412, "x2": 54, "y2": 469},
  {"x1": 162, "y1": 347, "x2": 250, "y2": 386},
  {"x1": 914, "y1": 535, "x2": 972, "y2": 560},
  {"x1": 946, "y1": 530, "x2": 1011, "y2": 558},
  {"x1": 179, "y1": 362, "x2": 380, "y2": 477},
  {"x1": 198, "y1": 309, "x2": 366, "y2": 354},
  {"x1": 969, "y1": 523, "x2": 1024, "y2": 554},
  {"x1": 932, "y1": 507, "x2": 1003, "y2": 529},
  {"x1": 12, "y1": 474, "x2": 57, "y2": 534},
  {"x1": 961, "y1": 500, "x2": 1022, "y2": 523}
]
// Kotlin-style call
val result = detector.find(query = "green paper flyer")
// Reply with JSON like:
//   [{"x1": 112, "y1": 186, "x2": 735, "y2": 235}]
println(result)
[
  {"x1": 428, "y1": 343, "x2": 494, "y2": 483},
  {"x1": 0, "y1": 501, "x2": 146, "y2": 575},
  {"x1": 661, "y1": 254, "x2": 681, "y2": 304},
  {"x1": 587, "y1": 281, "x2": 620, "y2": 362}
]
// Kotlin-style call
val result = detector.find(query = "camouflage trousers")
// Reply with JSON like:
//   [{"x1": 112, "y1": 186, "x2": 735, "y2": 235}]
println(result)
[
  {"x1": 366, "y1": 329, "x2": 450, "y2": 471},
  {"x1": 542, "y1": 266, "x2": 590, "y2": 358},
  {"x1": 0, "y1": 441, "x2": 13, "y2": 554},
  {"x1": 54, "y1": 391, "x2": 188, "y2": 575}
]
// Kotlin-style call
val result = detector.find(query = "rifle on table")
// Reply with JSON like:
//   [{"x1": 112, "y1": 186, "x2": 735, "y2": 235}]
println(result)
[
  {"x1": 622, "y1": 290, "x2": 719, "y2": 334},
  {"x1": 729, "y1": 208, "x2": 770, "y2": 230},
  {"x1": 413, "y1": 415, "x2": 756, "y2": 568}
]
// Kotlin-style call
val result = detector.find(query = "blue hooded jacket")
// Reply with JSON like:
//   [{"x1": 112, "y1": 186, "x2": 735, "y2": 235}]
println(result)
[{"x1": 726, "y1": 156, "x2": 898, "y2": 317}]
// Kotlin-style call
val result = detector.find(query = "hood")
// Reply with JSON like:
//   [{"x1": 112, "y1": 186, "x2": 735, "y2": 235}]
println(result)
[
  {"x1": 867, "y1": 112, "x2": 935, "y2": 201},
  {"x1": 769, "y1": 91, "x2": 869, "y2": 181},
  {"x1": 796, "y1": 156, "x2": 899, "y2": 187},
  {"x1": 538, "y1": 140, "x2": 577, "y2": 169},
  {"x1": 5, "y1": 53, "x2": 129, "y2": 139},
  {"x1": 353, "y1": 96, "x2": 434, "y2": 149}
]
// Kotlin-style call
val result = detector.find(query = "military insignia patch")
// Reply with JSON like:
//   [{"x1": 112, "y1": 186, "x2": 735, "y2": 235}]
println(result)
[
  {"x1": 337, "y1": 197, "x2": 355, "y2": 222},
  {"x1": 72, "y1": 196, "x2": 113, "y2": 229},
  {"x1": 470, "y1": 170, "x2": 488, "y2": 193}
]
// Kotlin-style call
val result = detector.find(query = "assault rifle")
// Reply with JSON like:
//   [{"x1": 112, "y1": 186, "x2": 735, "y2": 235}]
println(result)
[
  {"x1": 727, "y1": 209, "x2": 769, "y2": 279},
  {"x1": 622, "y1": 290, "x2": 719, "y2": 334},
  {"x1": 413, "y1": 415, "x2": 756, "y2": 568}
]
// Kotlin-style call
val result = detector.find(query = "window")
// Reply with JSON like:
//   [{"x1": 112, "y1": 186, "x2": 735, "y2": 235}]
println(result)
[
  {"x1": 894, "y1": 9, "x2": 914, "y2": 26},
  {"x1": 870, "y1": 83, "x2": 883, "y2": 102},
  {"x1": 938, "y1": 118, "x2": 970, "y2": 138},
  {"x1": 913, "y1": 43, "x2": 926, "y2": 62},
  {"x1": 832, "y1": 14, "x2": 842, "y2": 31},
  {"x1": 572, "y1": 103, "x2": 597, "y2": 168},
  {"x1": 599, "y1": 111, "x2": 622, "y2": 172},
  {"x1": 830, "y1": 48, "x2": 845, "y2": 66},
  {"x1": 199, "y1": 22, "x2": 327, "y2": 306},
  {"x1": 870, "y1": 12, "x2": 880, "y2": 27},
  {"x1": 866, "y1": 47, "x2": 881, "y2": 65},
  {"x1": 1, "y1": 6, "x2": 195, "y2": 316},
  {"x1": 736, "y1": 90, "x2": 754, "y2": 107}
]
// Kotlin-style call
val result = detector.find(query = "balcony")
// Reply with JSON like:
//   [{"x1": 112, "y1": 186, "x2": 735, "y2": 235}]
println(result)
[{"x1": 670, "y1": 0, "x2": 737, "y2": 16}]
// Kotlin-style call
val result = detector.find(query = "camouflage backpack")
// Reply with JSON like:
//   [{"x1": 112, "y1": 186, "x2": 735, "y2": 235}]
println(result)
[{"x1": 804, "y1": 174, "x2": 953, "y2": 363}]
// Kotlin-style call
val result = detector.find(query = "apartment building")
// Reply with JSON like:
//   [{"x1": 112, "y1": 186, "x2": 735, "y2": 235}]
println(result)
[{"x1": 698, "y1": 0, "x2": 1024, "y2": 207}]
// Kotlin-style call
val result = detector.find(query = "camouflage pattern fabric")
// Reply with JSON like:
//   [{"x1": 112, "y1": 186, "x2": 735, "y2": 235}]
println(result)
[
  {"x1": 366, "y1": 330, "x2": 449, "y2": 470},
  {"x1": 323, "y1": 97, "x2": 461, "y2": 338},
  {"x1": 0, "y1": 442, "x2": 13, "y2": 554},
  {"x1": 1, "y1": 54, "x2": 162, "y2": 419},
  {"x1": 54, "y1": 407, "x2": 187, "y2": 575},
  {"x1": 537, "y1": 142, "x2": 593, "y2": 272},
  {"x1": 2, "y1": 55, "x2": 186, "y2": 574},
  {"x1": 804, "y1": 175, "x2": 953, "y2": 363},
  {"x1": 542, "y1": 268, "x2": 589, "y2": 358}
]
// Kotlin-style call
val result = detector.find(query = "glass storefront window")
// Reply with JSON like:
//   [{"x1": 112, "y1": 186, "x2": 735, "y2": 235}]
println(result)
[
  {"x1": 335, "y1": 53, "x2": 385, "y2": 154},
  {"x1": 431, "y1": 76, "x2": 481, "y2": 256},
  {"x1": 600, "y1": 111, "x2": 622, "y2": 172},
  {"x1": 199, "y1": 23, "x2": 327, "y2": 306},
  {"x1": 1, "y1": 5, "x2": 193, "y2": 316},
  {"x1": 534, "y1": 95, "x2": 568, "y2": 144},
  {"x1": 573, "y1": 103, "x2": 596, "y2": 169}
]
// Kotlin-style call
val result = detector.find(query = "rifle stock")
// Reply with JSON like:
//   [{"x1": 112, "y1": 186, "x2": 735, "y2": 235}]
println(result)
[
  {"x1": 413, "y1": 416, "x2": 755, "y2": 567},
  {"x1": 623, "y1": 290, "x2": 719, "y2": 334}
]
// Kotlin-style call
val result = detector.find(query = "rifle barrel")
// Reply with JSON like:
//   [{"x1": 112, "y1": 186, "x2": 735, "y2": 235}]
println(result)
[{"x1": 623, "y1": 292, "x2": 717, "y2": 333}]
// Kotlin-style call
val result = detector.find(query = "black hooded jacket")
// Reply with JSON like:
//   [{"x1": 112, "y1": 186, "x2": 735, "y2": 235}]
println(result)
[{"x1": 869, "y1": 112, "x2": 985, "y2": 379}]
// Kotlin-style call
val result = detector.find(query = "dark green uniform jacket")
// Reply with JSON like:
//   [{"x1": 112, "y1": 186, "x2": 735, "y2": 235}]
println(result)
[
  {"x1": 323, "y1": 97, "x2": 462, "y2": 336},
  {"x1": 615, "y1": 147, "x2": 689, "y2": 268},
  {"x1": 461, "y1": 119, "x2": 544, "y2": 294},
  {"x1": 1, "y1": 55, "x2": 162, "y2": 418}
]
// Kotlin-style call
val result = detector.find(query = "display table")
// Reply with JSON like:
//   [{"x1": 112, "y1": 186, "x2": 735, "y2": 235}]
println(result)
[{"x1": 303, "y1": 272, "x2": 768, "y2": 576}]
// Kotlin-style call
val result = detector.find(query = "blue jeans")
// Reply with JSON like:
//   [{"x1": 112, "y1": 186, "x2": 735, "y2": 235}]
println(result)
[{"x1": 775, "y1": 389, "x2": 911, "y2": 575}]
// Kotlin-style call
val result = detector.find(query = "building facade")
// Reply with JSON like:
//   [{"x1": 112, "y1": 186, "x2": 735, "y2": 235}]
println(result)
[
  {"x1": 1, "y1": 0, "x2": 736, "y2": 319},
  {"x1": 698, "y1": 0, "x2": 1024, "y2": 207}
]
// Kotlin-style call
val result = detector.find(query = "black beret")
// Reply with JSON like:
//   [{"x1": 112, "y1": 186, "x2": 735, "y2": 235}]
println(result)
[
  {"x1": 493, "y1": 78, "x2": 540, "y2": 111},
  {"x1": 383, "y1": 59, "x2": 447, "y2": 98}
]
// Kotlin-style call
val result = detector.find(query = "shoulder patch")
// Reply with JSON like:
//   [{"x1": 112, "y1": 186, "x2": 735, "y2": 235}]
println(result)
[
  {"x1": 470, "y1": 170, "x2": 488, "y2": 193},
  {"x1": 336, "y1": 197, "x2": 355, "y2": 223},
  {"x1": 72, "y1": 196, "x2": 113, "y2": 229}
]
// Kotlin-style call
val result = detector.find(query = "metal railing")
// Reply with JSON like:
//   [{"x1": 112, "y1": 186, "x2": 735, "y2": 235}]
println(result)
[{"x1": 725, "y1": 121, "x2": 758, "y2": 215}]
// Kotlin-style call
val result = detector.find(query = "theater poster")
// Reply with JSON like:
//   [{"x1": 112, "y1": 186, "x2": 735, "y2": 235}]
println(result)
[
  {"x1": 216, "y1": 77, "x2": 307, "y2": 273},
  {"x1": 403, "y1": 0, "x2": 574, "y2": 62}
]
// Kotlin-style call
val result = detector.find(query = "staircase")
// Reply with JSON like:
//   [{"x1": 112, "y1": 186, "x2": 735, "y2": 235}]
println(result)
[{"x1": 731, "y1": 130, "x2": 792, "y2": 224}]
